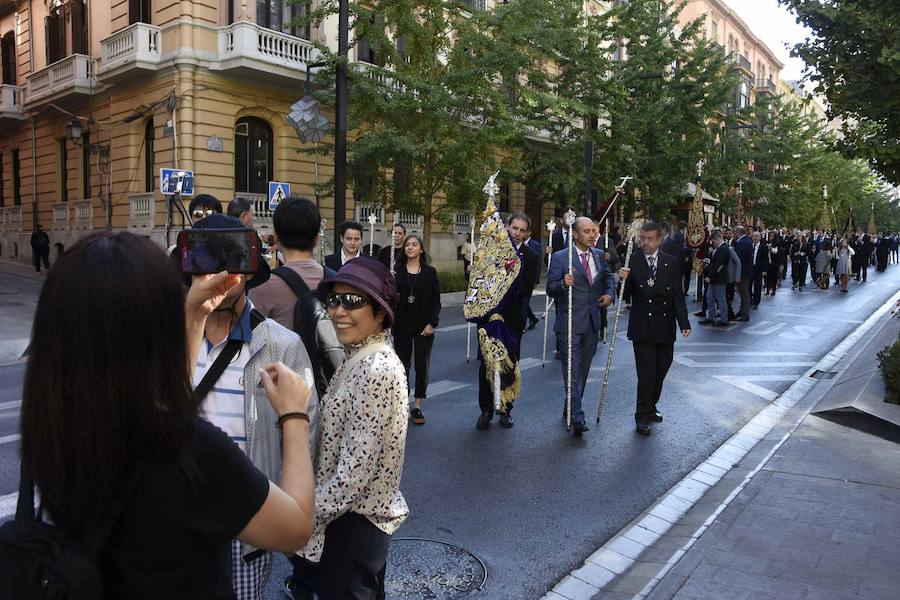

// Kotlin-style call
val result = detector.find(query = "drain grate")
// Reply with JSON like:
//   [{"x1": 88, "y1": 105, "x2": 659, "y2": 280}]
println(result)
[
  {"x1": 385, "y1": 538, "x2": 487, "y2": 599},
  {"x1": 810, "y1": 370, "x2": 837, "y2": 380}
]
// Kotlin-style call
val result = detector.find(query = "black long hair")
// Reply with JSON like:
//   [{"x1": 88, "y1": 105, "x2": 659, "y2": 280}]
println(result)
[
  {"x1": 21, "y1": 232, "x2": 197, "y2": 529},
  {"x1": 395, "y1": 233, "x2": 429, "y2": 269}
]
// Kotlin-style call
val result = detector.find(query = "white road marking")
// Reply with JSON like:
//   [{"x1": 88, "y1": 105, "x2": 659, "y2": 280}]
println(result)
[
  {"x1": 0, "y1": 434, "x2": 20, "y2": 445},
  {"x1": 436, "y1": 323, "x2": 470, "y2": 333},
  {"x1": 673, "y1": 355, "x2": 816, "y2": 368},
  {"x1": 0, "y1": 492, "x2": 19, "y2": 520},
  {"x1": 676, "y1": 351, "x2": 814, "y2": 356},
  {"x1": 0, "y1": 400, "x2": 21, "y2": 411},
  {"x1": 519, "y1": 357, "x2": 543, "y2": 371},
  {"x1": 744, "y1": 320, "x2": 786, "y2": 335},
  {"x1": 781, "y1": 325, "x2": 819, "y2": 340},
  {"x1": 714, "y1": 375, "x2": 798, "y2": 401},
  {"x1": 427, "y1": 380, "x2": 469, "y2": 397}
]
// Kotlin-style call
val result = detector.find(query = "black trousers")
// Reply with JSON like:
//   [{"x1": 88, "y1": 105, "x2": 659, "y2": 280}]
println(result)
[
  {"x1": 318, "y1": 512, "x2": 390, "y2": 600},
  {"x1": 683, "y1": 258, "x2": 693, "y2": 295},
  {"x1": 792, "y1": 261, "x2": 807, "y2": 287},
  {"x1": 725, "y1": 283, "x2": 736, "y2": 318},
  {"x1": 477, "y1": 334, "x2": 521, "y2": 415},
  {"x1": 522, "y1": 295, "x2": 536, "y2": 323},
  {"x1": 33, "y1": 250, "x2": 49, "y2": 271},
  {"x1": 860, "y1": 262, "x2": 868, "y2": 282},
  {"x1": 633, "y1": 341, "x2": 674, "y2": 424},
  {"x1": 765, "y1": 267, "x2": 779, "y2": 294},
  {"x1": 393, "y1": 331, "x2": 435, "y2": 398},
  {"x1": 749, "y1": 275, "x2": 764, "y2": 306}
]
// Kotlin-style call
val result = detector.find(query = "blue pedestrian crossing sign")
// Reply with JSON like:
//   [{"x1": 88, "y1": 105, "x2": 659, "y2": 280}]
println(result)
[
  {"x1": 159, "y1": 169, "x2": 195, "y2": 196},
  {"x1": 268, "y1": 181, "x2": 290, "y2": 211}
]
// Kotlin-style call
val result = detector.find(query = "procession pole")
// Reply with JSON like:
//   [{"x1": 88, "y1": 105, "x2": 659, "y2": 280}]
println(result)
[
  {"x1": 541, "y1": 220, "x2": 557, "y2": 367},
  {"x1": 367, "y1": 213, "x2": 377, "y2": 256},
  {"x1": 319, "y1": 218, "x2": 327, "y2": 266},
  {"x1": 597, "y1": 219, "x2": 643, "y2": 424},
  {"x1": 564, "y1": 209, "x2": 577, "y2": 432},
  {"x1": 465, "y1": 213, "x2": 476, "y2": 363},
  {"x1": 389, "y1": 212, "x2": 398, "y2": 275}
]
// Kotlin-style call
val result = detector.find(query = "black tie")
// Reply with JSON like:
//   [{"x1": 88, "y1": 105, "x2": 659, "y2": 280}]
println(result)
[{"x1": 648, "y1": 255, "x2": 657, "y2": 279}]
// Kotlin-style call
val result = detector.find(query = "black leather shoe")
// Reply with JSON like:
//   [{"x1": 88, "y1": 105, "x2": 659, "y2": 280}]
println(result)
[
  {"x1": 636, "y1": 422, "x2": 651, "y2": 436},
  {"x1": 573, "y1": 421, "x2": 589, "y2": 436},
  {"x1": 499, "y1": 412, "x2": 514, "y2": 428},
  {"x1": 734, "y1": 316, "x2": 750, "y2": 322},
  {"x1": 652, "y1": 412, "x2": 663, "y2": 423},
  {"x1": 697, "y1": 319, "x2": 714, "y2": 325},
  {"x1": 528, "y1": 316, "x2": 539, "y2": 330},
  {"x1": 693, "y1": 310, "x2": 706, "y2": 317},
  {"x1": 476, "y1": 411, "x2": 493, "y2": 430}
]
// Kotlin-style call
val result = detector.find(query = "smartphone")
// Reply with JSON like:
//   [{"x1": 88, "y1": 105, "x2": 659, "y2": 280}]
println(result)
[{"x1": 177, "y1": 228, "x2": 260, "y2": 275}]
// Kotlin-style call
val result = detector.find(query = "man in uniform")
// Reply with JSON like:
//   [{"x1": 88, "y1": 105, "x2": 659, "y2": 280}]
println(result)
[{"x1": 619, "y1": 222, "x2": 691, "y2": 436}]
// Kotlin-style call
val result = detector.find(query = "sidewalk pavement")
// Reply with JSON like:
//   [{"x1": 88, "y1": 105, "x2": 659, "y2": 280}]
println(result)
[
  {"x1": 0, "y1": 260, "x2": 44, "y2": 365},
  {"x1": 596, "y1": 308, "x2": 900, "y2": 600}
]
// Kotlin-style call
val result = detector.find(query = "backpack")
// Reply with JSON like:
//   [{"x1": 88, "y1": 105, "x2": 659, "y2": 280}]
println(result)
[
  {"x1": 0, "y1": 463, "x2": 147, "y2": 600},
  {"x1": 271, "y1": 266, "x2": 336, "y2": 397}
]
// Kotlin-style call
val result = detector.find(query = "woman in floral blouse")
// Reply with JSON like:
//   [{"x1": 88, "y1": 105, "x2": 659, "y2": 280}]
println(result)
[{"x1": 299, "y1": 256, "x2": 409, "y2": 599}]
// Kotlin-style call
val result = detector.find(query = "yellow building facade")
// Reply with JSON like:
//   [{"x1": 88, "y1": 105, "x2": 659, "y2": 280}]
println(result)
[{"x1": 0, "y1": 0, "x2": 540, "y2": 270}]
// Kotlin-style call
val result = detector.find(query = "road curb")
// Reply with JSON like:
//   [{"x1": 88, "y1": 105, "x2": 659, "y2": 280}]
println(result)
[{"x1": 543, "y1": 288, "x2": 900, "y2": 600}]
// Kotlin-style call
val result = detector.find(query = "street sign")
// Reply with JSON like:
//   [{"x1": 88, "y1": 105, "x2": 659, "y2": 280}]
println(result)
[
  {"x1": 268, "y1": 181, "x2": 290, "y2": 211},
  {"x1": 160, "y1": 169, "x2": 195, "y2": 196}
]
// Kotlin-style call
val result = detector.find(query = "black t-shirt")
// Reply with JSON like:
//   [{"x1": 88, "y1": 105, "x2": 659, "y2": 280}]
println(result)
[{"x1": 101, "y1": 419, "x2": 270, "y2": 599}]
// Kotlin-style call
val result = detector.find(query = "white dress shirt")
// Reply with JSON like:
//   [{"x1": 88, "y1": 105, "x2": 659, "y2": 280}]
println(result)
[
  {"x1": 578, "y1": 248, "x2": 597, "y2": 283},
  {"x1": 341, "y1": 248, "x2": 361, "y2": 265}
]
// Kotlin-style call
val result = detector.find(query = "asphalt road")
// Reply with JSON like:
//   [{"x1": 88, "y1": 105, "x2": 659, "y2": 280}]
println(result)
[{"x1": 1, "y1": 262, "x2": 898, "y2": 599}]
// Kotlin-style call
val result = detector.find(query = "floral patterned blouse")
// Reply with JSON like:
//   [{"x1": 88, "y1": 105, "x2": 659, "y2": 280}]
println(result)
[{"x1": 300, "y1": 331, "x2": 410, "y2": 561}]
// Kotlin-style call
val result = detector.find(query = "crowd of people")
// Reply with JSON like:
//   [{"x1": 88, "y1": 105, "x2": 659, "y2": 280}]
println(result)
[{"x1": 8, "y1": 188, "x2": 898, "y2": 600}]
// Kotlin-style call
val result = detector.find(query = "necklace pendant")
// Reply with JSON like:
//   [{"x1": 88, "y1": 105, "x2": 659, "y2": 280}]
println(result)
[{"x1": 408, "y1": 294, "x2": 416, "y2": 304}]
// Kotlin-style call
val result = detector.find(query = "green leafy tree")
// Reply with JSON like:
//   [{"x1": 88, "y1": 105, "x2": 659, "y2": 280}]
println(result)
[{"x1": 779, "y1": 0, "x2": 900, "y2": 184}]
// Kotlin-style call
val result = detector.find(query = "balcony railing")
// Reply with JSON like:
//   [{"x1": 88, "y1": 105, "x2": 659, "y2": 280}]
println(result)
[
  {"x1": 397, "y1": 211, "x2": 422, "y2": 230},
  {"x1": 247, "y1": 194, "x2": 273, "y2": 230},
  {"x1": 356, "y1": 204, "x2": 385, "y2": 227},
  {"x1": 755, "y1": 78, "x2": 777, "y2": 95},
  {"x1": 99, "y1": 23, "x2": 162, "y2": 79},
  {"x1": 454, "y1": 212, "x2": 473, "y2": 230},
  {"x1": 26, "y1": 54, "x2": 98, "y2": 103},
  {"x1": 0, "y1": 84, "x2": 23, "y2": 119},
  {"x1": 73, "y1": 200, "x2": 93, "y2": 230},
  {"x1": 51, "y1": 203, "x2": 70, "y2": 231},
  {"x1": 729, "y1": 52, "x2": 753, "y2": 75},
  {"x1": 219, "y1": 22, "x2": 316, "y2": 76},
  {"x1": 128, "y1": 192, "x2": 155, "y2": 230}
]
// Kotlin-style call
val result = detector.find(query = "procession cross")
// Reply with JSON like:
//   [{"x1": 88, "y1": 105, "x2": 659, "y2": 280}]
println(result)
[
  {"x1": 615, "y1": 175, "x2": 633, "y2": 193},
  {"x1": 823, "y1": 185, "x2": 828, "y2": 200},
  {"x1": 367, "y1": 212, "x2": 378, "y2": 256},
  {"x1": 696, "y1": 160, "x2": 704, "y2": 178}
]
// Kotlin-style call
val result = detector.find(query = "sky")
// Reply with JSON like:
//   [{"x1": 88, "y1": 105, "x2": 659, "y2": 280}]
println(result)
[{"x1": 723, "y1": 0, "x2": 813, "y2": 83}]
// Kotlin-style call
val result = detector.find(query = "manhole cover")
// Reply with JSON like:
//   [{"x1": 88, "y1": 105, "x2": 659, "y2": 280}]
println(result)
[{"x1": 385, "y1": 538, "x2": 486, "y2": 599}]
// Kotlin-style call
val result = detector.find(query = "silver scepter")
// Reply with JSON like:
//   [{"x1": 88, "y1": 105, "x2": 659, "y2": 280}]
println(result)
[
  {"x1": 541, "y1": 220, "x2": 556, "y2": 367},
  {"x1": 465, "y1": 211, "x2": 476, "y2": 363},
  {"x1": 596, "y1": 218, "x2": 644, "y2": 424},
  {"x1": 367, "y1": 212, "x2": 377, "y2": 256},
  {"x1": 319, "y1": 218, "x2": 327, "y2": 265},
  {"x1": 389, "y1": 212, "x2": 399, "y2": 275},
  {"x1": 563, "y1": 208, "x2": 577, "y2": 432}
]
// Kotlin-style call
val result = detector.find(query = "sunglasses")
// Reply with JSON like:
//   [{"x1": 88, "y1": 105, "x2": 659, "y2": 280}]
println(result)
[
  {"x1": 192, "y1": 208, "x2": 215, "y2": 219},
  {"x1": 326, "y1": 292, "x2": 370, "y2": 311}
]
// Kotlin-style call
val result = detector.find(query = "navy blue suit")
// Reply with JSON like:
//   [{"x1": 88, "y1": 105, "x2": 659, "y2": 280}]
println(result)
[
  {"x1": 734, "y1": 235, "x2": 753, "y2": 319},
  {"x1": 547, "y1": 246, "x2": 616, "y2": 425}
]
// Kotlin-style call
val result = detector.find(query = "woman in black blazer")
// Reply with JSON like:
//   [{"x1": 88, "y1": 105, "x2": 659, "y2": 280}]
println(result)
[
  {"x1": 393, "y1": 234, "x2": 441, "y2": 425},
  {"x1": 790, "y1": 235, "x2": 811, "y2": 291}
]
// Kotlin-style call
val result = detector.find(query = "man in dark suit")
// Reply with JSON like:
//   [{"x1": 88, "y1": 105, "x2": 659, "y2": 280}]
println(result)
[
  {"x1": 547, "y1": 216, "x2": 616, "y2": 435},
  {"x1": 522, "y1": 223, "x2": 542, "y2": 330},
  {"x1": 547, "y1": 207, "x2": 576, "y2": 254},
  {"x1": 619, "y1": 221, "x2": 691, "y2": 436},
  {"x1": 749, "y1": 231, "x2": 769, "y2": 309},
  {"x1": 698, "y1": 230, "x2": 731, "y2": 326},
  {"x1": 324, "y1": 220, "x2": 363, "y2": 271},
  {"x1": 733, "y1": 226, "x2": 753, "y2": 321},
  {"x1": 476, "y1": 212, "x2": 539, "y2": 430}
]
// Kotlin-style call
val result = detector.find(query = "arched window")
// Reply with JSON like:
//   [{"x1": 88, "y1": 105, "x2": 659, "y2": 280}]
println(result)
[
  {"x1": 144, "y1": 119, "x2": 154, "y2": 192},
  {"x1": 234, "y1": 117, "x2": 273, "y2": 194}
]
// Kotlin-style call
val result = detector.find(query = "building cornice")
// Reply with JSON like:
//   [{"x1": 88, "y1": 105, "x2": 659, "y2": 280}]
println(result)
[{"x1": 692, "y1": 0, "x2": 784, "y2": 69}]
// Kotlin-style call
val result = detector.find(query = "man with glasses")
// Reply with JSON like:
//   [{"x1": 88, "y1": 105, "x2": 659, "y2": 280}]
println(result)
[{"x1": 189, "y1": 194, "x2": 223, "y2": 224}]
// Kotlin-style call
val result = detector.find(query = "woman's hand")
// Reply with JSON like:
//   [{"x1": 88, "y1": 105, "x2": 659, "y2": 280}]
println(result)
[
  {"x1": 260, "y1": 362, "x2": 311, "y2": 416},
  {"x1": 186, "y1": 272, "x2": 242, "y2": 318},
  {"x1": 422, "y1": 324, "x2": 435, "y2": 337}
]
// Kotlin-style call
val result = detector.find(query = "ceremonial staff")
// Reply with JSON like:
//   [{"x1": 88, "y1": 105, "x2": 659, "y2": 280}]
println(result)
[
  {"x1": 597, "y1": 218, "x2": 643, "y2": 424},
  {"x1": 319, "y1": 218, "x2": 327, "y2": 265},
  {"x1": 367, "y1": 212, "x2": 378, "y2": 256},
  {"x1": 541, "y1": 220, "x2": 556, "y2": 367},
  {"x1": 563, "y1": 208, "x2": 577, "y2": 432},
  {"x1": 389, "y1": 212, "x2": 399, "y2": 275},
  {"x1": 687, "y1": 160, "x2": 707, "y2": 302},
  {"x1": 466, "y1": 212, "x2": 476, "y2": 363}
]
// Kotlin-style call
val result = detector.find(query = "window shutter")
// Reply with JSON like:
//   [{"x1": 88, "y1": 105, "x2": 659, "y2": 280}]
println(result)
[
  {"x1": 71, "y1": 2, "x2": 87, "y2": 56},
  {"x1": 44, "y1": 16, "x2": 54, "y2": 65}
]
